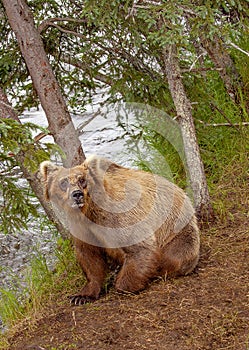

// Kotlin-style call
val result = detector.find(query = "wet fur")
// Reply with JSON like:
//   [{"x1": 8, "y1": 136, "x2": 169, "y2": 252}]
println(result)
[{"x1": 40, "y1": 155, "x2": 200, "y2": 304}]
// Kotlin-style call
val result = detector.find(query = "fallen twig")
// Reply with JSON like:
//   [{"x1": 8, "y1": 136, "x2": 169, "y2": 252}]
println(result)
[
  {"x1": 197, "y1": 120, "x2": 249, "y2": 127},
  {"x1": 209, "y1": 102, "x2": 240, "y2": 131}
]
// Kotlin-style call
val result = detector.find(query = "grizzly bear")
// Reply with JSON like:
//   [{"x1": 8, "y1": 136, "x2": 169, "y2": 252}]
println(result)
[{"x1": 40, "y1": 155, "x2": 200, "y2": 305}]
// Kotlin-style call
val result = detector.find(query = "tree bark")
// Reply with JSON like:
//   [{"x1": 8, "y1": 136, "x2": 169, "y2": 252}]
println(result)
[
  {"x1": 0, "y1": 88, "x2": 70, "y2": 238},
  {"x1": 162, "y1": 45, "x2": 213, "y2": 221},
  {"x1": 1, "y1": 0, "x2": 85, "y2": 167}
]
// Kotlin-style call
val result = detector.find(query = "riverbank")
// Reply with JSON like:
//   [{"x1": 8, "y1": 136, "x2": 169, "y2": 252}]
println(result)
[{"x1": 1, "y1": 167, "x2": 249, "y2": 350}]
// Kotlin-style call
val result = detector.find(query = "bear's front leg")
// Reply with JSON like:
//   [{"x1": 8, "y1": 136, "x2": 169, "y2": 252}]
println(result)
[
  {"x1": 70, "y1": 239, "x2": 107, "y2": 305},
  {"x1": 115, "y1": 244, "x2": 160, "y2": 294}
]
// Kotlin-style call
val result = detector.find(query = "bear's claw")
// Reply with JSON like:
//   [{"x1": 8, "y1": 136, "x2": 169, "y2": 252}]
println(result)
[{"x1": 68, "y1": 295, "x2": 96, "y2": 306}]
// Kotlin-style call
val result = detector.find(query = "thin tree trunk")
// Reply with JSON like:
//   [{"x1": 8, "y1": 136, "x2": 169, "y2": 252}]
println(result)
[
  {"x1": 0, "y1": 88, "x2": 70, "y2": 238},
  {"x1": 162, "y1": 45, "x2": 213, "y2": 221},
  {"x1": 2, "y1": 0, "x2": 85, "y2": 167}
]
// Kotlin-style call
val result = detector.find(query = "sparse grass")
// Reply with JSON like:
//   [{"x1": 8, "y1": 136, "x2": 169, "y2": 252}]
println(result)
[
  {"x1": 0, "y1": 237, "x2": 85, "y2": 348},
  {"x1": 0, "y1": 288, "x2": 26, "y2": 328}
]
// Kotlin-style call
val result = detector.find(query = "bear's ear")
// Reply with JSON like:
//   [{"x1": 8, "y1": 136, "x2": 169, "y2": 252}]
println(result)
[
  {"x1": 40, "y1": 161, "x2": 59, "y2": 180},
  {"x1": 83, "y1": 155, "x2": 114, "y2": 173},
  {"x1": 39, "y1": 161, "x2": 59, "y2": 200},
  {"x1": 82, "y1": 155, "x2": 97, "y2": 170}
]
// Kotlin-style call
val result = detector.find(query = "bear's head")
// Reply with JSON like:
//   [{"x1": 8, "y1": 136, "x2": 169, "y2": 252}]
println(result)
[
  {"x1": 40, "y1": 161, "x2": 88, "y2": 210},
  {"x1": 40, "y1": 155, "x2": 118, "y2": 211}
]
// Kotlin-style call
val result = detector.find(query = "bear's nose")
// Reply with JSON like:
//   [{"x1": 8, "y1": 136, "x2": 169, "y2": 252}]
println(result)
[{"x1": 71, "y1": 190, "x2": 84, "y2": 202}]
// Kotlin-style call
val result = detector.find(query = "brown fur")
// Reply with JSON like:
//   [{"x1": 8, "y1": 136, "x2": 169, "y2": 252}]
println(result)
[{"x1": 40, "y1": 155, "x2": 200, "y2": 304}]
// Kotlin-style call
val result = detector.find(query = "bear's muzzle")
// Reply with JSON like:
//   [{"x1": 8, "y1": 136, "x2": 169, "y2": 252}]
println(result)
[{"x1": 71, "y1": 190, "x2": 84, "y2": 208}]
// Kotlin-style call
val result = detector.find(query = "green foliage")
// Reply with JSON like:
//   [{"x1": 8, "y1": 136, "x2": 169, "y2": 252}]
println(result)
[
  {"x1": 0, "y1": 118, "x2": 60, "y2": 234},
  {"x1": 0, "y1": 176, "x2": 39, "y2": 234},
  {"x1": 1, "y1": 0, "x2": 248, "y2": 115},
  {"x1": 26, "y1": 236, "x2": 81, "y2": 307},
  {"x1": 0, "y1": 269, "x2": 28, "y2": 327},
  {"x1": 0, "y1": 118, "x2": 50, "y2": 164},
  {"x1": 138, "y1": 129, "x2": 187, "y2": 187},
  {"x1": 0, "y1": 288, "x2": 26, "y2": 327},
  {"x1": 0, "y1": 237, "x2": 82, "y2": 328}
]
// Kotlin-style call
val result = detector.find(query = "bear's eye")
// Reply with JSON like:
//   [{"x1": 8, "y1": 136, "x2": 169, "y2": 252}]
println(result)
[
  {"x1": 78, "y1": 177, "x2": 87, "y2": 189},
  {"x1": 59, "y1": 178, "x2": 69, "y2": 192}
]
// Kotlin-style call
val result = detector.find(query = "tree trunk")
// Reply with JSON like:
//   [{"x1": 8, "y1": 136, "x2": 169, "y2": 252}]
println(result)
[
  {"x1": 162, "y1": 45, "x2": 213, "y2": 221},
  {"x1": 0, "y1": 88, "x2": 70, "y2": 238},
  {"x1": 2, "y1": 0, "x2": 85, "y2": 167}
]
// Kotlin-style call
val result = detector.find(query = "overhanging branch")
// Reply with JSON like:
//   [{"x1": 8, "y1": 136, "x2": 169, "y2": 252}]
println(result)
[{"x1": 38, "y1": 17, "x2": 88, "y2": 34}]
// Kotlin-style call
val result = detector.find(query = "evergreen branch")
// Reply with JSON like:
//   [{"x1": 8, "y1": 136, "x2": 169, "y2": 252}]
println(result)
[
  {"x1": 39, "y1": 21, "x2": 87, "y2": 39},
  {"x1": 38, "y1": 17, "x2": 88, "y2": 33},
  {"x1": 55, "y1": 53, "x2": 113, "y2": 86}
]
